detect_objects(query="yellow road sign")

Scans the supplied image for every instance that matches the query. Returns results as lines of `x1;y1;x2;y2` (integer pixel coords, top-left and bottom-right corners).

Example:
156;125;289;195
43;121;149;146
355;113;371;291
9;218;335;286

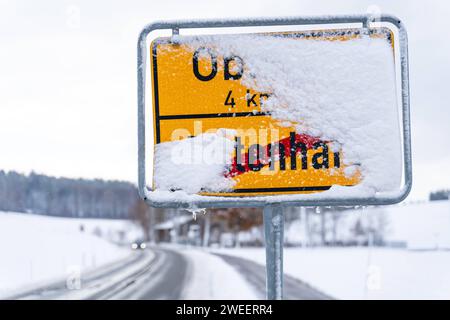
150;28;392;196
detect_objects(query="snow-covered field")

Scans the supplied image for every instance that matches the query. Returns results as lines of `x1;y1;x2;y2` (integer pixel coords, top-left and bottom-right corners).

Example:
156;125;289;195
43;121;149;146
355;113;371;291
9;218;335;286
212;246;450;300
284;200;450;249
0;211;139;297
379;201;450;249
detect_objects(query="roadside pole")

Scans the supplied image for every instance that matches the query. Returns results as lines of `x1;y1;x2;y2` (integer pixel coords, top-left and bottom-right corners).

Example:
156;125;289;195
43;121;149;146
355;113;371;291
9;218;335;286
263;204;284;300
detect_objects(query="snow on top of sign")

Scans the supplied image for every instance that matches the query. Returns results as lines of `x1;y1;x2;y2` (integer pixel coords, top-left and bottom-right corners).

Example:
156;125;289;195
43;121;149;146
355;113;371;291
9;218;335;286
154;129;236;194
151;31;402;202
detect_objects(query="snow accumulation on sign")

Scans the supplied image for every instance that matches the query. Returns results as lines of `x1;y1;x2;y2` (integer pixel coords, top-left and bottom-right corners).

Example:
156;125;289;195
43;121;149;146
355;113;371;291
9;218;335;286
150;27;402;199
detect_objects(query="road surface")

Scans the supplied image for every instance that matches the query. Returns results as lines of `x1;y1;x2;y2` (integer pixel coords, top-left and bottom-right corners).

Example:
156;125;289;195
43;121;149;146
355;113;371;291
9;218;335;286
5;246;330;300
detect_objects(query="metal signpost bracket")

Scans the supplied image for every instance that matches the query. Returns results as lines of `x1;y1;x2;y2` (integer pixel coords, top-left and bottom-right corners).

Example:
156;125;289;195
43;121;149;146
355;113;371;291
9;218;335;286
137;14;411;300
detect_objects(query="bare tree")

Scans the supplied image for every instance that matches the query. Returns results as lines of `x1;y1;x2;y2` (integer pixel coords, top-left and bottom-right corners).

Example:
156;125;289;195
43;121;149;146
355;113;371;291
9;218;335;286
129;199;151;241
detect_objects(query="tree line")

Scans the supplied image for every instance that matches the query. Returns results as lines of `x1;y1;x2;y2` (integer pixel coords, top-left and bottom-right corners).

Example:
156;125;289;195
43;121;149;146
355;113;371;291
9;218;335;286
430;189;450;201
0;170;139;219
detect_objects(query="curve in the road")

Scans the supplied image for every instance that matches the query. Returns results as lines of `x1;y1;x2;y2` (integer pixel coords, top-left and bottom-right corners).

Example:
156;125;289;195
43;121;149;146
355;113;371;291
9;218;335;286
135;247;188;300
5;247;189;300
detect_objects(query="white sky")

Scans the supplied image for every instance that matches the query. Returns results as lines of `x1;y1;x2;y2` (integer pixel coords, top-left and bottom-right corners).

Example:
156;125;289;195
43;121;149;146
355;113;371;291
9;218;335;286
0;0;449;200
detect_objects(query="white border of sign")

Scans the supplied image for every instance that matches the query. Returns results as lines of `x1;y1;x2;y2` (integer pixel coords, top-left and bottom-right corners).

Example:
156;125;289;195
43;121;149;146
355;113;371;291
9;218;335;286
137;14;411;209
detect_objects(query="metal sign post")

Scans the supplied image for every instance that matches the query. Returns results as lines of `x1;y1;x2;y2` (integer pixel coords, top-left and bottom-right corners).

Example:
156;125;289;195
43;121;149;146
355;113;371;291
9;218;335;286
263;205;284;299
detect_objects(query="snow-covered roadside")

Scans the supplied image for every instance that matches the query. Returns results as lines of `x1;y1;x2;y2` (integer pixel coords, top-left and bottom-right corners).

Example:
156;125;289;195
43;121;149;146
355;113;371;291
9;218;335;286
0;211;137;297
177;246;259;299
210;247;450;300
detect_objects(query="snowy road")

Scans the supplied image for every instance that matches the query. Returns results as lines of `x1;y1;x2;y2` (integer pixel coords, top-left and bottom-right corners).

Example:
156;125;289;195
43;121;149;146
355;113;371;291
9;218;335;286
5;247;187;300
116;247;188;300
5;246;329;300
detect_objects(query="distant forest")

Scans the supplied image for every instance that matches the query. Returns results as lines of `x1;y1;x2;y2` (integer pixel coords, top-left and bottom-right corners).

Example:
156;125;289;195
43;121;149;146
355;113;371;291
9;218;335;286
0;170;139;219
430;189;450;201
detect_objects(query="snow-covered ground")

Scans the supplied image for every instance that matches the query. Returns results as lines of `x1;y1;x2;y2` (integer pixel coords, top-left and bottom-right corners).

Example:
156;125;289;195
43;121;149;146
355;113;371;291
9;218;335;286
0;211;140;297
180;247;259;299
2;201;450;300
212;246;450;300
213;201;450;299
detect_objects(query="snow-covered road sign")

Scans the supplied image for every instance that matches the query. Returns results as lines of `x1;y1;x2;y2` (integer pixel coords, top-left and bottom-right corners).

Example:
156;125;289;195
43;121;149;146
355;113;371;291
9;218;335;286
138;16;411;207
150;31;370;196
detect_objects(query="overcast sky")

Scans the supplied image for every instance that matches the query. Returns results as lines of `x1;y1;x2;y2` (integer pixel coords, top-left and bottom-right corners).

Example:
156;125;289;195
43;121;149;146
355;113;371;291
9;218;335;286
0;0;449;200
